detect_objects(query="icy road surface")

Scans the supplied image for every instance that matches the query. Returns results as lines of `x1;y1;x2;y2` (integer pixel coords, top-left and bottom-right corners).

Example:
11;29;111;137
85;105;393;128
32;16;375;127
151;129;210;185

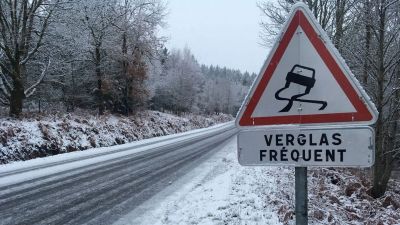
115;137;282;225
0;125;236;225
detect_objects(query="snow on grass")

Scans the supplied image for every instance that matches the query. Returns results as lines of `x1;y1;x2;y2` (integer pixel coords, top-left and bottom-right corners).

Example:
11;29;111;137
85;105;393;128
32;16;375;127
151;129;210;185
0;111;233;164
306;168;400;224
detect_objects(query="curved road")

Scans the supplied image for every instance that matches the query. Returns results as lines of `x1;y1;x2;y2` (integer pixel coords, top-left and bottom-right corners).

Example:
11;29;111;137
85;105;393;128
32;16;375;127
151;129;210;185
0;126;236;225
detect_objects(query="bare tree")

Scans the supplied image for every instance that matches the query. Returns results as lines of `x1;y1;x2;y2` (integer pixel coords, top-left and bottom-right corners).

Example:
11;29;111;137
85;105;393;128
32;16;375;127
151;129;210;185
0;0;61;117
342;0;400;197
363;0;400;198
258;0;356;50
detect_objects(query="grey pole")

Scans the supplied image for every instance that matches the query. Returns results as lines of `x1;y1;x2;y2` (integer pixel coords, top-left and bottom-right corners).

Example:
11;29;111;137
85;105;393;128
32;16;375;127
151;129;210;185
295;167;308;225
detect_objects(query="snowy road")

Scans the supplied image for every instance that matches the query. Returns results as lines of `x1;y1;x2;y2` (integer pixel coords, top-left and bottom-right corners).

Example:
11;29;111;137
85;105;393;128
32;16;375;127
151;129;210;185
0;123;237;225
118;136;282;225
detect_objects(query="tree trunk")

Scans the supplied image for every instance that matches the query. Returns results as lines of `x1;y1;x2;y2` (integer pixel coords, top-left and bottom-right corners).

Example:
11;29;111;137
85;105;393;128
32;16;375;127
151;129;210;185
9;78;24;117
362;0;371;84
371;1;391;198
121;31;130;115
9;62;26;117
334;0;345;50
70;62;76;112
372;114;386;198
95;46;104;115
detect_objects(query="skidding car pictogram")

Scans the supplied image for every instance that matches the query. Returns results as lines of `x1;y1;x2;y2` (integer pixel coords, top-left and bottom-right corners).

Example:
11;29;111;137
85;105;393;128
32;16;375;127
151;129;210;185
274;64;328;112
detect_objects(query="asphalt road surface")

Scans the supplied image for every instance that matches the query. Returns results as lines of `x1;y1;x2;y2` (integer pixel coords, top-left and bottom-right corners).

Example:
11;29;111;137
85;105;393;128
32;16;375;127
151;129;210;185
0;128;236;225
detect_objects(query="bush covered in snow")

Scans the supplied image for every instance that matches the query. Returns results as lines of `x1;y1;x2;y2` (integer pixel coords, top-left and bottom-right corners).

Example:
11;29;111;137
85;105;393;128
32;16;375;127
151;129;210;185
265;167;400;224
0;111;233;164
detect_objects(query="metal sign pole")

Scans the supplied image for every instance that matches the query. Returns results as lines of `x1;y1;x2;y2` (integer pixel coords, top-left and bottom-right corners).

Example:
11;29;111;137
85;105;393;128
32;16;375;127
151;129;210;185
295;167;308;225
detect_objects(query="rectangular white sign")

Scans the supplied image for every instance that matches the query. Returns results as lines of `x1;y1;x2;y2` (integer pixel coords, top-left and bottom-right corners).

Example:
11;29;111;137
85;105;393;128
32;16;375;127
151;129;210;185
238;126;374;167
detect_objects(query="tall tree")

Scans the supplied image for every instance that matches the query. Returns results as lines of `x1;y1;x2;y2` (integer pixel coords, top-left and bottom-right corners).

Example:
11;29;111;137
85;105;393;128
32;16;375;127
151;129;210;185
113;0;166;114
78;0;120;115
342;0;400;198
363;0;400;198
0;0;61;116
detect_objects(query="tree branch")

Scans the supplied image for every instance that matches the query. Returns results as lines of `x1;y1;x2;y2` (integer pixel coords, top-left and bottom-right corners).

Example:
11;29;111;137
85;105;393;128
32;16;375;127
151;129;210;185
0;94;9;106
24;59;50;98
20;1;57;65
0;68;12;93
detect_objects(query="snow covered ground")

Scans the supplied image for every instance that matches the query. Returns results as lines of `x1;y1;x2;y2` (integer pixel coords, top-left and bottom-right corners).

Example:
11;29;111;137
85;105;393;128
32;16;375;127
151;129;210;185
115;136;400;225
115;136;282;225
0;110;232;164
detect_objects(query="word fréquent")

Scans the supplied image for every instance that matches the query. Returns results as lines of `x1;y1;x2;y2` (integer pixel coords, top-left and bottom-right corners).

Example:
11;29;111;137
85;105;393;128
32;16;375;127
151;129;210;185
259;133;346;162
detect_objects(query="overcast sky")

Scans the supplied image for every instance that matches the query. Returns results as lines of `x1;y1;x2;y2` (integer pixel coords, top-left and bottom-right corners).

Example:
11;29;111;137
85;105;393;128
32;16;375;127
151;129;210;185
161;0;269;74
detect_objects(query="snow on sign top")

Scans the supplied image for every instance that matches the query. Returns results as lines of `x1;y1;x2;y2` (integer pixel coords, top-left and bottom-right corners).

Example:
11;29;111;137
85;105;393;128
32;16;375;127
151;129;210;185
236;3;378;127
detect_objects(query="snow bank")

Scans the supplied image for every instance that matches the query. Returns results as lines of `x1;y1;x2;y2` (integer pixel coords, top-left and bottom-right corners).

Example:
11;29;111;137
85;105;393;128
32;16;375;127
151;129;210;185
0;111;233;164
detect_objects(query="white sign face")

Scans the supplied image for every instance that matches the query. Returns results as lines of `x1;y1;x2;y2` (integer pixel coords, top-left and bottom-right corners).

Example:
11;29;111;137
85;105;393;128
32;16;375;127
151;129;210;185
252;26;356;117
236;3;378;127
238;126;374;167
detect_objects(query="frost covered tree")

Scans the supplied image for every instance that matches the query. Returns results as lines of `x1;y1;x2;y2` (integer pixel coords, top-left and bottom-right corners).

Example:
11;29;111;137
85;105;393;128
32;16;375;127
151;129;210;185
112;0;166;115
347;0;400;198
28;0;166;115
165;48;203;114
200;65;254;115
259;0;355;51
73;0;121;115
0;0;63;117
150;48;254;115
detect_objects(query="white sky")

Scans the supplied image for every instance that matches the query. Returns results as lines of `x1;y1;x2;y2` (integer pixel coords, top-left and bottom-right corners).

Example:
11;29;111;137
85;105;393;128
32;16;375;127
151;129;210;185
161;0;269;74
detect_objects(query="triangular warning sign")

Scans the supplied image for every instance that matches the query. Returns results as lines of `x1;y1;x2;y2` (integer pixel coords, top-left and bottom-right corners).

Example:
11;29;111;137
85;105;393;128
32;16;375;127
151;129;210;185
236;3;378;127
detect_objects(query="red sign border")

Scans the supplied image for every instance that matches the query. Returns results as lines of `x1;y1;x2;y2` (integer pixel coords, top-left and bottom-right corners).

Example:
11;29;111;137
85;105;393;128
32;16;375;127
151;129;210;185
239;10;373;126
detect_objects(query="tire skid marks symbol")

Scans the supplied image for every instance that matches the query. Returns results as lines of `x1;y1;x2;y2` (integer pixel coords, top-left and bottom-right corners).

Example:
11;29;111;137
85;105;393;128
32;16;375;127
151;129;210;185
275;64;328;112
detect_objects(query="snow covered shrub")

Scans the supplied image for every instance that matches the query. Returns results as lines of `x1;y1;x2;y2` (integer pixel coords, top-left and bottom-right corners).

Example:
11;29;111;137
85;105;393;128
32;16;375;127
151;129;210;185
0;111;233;164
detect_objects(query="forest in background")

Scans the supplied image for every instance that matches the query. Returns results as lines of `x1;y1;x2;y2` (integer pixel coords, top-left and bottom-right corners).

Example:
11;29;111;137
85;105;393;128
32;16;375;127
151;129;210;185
0;0;255;118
